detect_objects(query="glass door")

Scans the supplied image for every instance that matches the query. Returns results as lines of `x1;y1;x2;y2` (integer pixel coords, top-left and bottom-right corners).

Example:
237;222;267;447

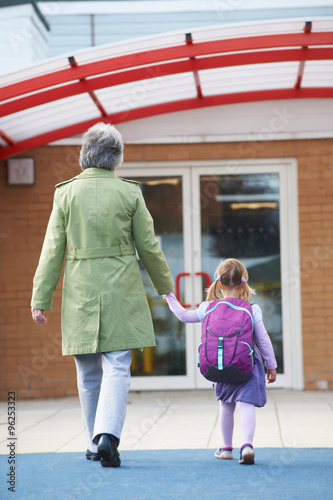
192;161;302;389
121;160;302;390
120;167;196;390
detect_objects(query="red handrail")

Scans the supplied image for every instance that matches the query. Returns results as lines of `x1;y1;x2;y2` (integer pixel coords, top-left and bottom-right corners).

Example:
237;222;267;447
196;272;212;306
175;272;191;308
175;271;212;308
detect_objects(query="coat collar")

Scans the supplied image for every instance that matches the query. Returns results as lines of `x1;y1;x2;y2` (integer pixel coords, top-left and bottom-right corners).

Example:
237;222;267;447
78;168;118;179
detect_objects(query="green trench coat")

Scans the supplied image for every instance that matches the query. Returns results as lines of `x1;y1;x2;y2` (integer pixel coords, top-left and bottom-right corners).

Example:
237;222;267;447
31;168;174;355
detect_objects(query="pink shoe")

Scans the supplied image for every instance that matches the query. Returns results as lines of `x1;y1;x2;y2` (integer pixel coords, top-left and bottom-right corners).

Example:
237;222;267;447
239;443;255;464
215;447;233;459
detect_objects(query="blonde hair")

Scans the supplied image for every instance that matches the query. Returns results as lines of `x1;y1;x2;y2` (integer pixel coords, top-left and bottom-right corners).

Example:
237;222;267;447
206;258;256;302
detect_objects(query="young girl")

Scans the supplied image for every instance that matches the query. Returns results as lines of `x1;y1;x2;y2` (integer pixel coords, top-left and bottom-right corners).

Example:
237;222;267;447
163;258;277;465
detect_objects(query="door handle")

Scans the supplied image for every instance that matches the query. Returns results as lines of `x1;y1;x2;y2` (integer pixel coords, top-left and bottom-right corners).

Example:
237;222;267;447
175;272;191;308
175;272;212;308
195;272;211;306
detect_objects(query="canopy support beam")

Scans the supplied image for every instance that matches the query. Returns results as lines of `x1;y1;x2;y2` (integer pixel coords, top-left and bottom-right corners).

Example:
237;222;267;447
295;21;312;89
0;129;14;146
186;33;203;98
68;56;108;117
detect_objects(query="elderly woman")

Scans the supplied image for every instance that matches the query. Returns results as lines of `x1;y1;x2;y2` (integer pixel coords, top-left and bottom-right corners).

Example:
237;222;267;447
31;122;173;467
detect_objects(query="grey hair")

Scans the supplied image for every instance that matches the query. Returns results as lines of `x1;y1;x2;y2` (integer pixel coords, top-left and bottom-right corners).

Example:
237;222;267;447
79;122;124;170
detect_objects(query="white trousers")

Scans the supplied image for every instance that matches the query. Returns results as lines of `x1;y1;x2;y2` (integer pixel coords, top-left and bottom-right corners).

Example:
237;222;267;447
74;350;132;452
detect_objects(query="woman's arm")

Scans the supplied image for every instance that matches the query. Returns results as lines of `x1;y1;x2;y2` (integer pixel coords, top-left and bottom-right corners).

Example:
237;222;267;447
31;189;66;312
132;189;173;295
163;291;201;323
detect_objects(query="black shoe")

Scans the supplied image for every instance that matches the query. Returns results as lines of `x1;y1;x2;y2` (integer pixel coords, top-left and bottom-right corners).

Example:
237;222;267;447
86;449;101;461
97;434;121;468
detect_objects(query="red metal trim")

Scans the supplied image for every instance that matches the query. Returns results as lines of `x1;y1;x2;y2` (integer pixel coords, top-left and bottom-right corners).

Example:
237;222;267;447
175;272;191;308
0;129;14;146
295;22;312;89
87;91;108;117
2;32;332;101
295;60;306;89
118;87;333;121
196;272;211;288
1;87;332;160
2;47;332;118
68;55;108;117
186;32;203;99
193;71;203;99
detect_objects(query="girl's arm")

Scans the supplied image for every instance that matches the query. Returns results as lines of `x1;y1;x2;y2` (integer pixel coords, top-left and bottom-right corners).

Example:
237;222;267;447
252;304;277;371
254;320;277;384
254;320;277;370
163;291;201;323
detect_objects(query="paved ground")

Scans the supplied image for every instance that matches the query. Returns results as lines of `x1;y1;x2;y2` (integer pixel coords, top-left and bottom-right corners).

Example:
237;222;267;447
0;389;332;455
1;448;332;500
1;390;332;500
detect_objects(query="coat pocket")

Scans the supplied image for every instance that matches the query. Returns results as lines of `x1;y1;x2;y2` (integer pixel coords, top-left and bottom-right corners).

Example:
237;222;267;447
62;295;101;354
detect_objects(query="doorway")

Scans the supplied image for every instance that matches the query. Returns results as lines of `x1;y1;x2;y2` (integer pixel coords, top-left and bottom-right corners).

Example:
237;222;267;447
121;159;302;390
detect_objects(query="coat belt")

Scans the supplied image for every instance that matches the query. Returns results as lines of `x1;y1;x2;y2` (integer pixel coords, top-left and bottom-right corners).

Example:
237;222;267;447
66;244;136;260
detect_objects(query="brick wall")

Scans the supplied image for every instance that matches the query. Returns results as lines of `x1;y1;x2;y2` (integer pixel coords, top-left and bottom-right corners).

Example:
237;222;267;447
0;147;80;400
0;138;332;399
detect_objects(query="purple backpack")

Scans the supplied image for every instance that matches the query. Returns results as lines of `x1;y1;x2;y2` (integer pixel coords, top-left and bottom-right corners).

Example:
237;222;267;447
199;298;254;383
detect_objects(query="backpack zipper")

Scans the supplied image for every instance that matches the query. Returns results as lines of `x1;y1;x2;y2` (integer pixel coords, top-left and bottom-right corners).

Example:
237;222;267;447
207;326;240;338
241;341;254;367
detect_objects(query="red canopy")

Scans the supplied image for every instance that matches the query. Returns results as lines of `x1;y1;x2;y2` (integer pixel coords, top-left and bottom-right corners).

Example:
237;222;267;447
0;18;332;159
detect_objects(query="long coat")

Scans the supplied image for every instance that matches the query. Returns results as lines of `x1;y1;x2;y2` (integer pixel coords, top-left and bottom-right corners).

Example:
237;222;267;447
31;167;174;355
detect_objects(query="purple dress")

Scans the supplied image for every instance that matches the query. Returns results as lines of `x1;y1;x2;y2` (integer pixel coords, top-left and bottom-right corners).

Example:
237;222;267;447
214;344;267;407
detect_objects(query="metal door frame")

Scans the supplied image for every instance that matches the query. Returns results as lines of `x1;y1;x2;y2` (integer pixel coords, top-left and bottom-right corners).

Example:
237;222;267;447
121;159;303;390
120;164;196;390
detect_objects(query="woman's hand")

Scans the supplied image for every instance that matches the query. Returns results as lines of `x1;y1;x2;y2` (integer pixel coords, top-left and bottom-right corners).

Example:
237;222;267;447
31;308;47;325
267;369;276;384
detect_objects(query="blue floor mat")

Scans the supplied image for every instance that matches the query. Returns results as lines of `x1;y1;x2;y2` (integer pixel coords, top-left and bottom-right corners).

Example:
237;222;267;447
1;449;332;500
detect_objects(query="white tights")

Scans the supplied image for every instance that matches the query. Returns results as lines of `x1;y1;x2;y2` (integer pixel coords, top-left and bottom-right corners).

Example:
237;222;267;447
219;400;256;448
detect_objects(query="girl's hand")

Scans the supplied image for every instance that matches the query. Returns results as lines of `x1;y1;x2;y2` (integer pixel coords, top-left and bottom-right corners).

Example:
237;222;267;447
31;308;47;325
162;289;175;301
267;369;276;384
